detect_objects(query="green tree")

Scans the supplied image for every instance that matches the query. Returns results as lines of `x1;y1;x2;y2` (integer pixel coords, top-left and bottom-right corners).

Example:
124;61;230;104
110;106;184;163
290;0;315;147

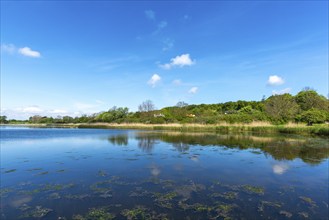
295;89;329;111
297;108;329;125
0;115;8;124
265;94;299;124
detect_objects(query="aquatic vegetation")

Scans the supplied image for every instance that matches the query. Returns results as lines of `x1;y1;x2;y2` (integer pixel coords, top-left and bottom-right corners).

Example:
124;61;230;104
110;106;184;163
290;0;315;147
242;185;265;195
4;169;17;173
299;196;317;208
65;194;91;200
85;208;115;220
298;212;309;218
26;168;43;171
153;191;178;209
90;181;113;198
48;192;61;199
121;206;147;220
21;206;52;218
280;210;292;218
98;170;108;177
18;204;32;211
129;187;149;197
192;203;213;212
36;171;49;175
214;203;237;219
22;183;75;196
174;181;206;199
210;191;238;200
0;188;13;197
258;201;282;212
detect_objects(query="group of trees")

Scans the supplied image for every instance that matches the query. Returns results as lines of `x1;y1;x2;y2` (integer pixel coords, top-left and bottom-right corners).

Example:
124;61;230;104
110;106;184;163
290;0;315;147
1;89;328;126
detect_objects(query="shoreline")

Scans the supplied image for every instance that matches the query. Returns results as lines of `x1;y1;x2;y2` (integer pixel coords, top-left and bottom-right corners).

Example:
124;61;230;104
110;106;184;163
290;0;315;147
1;122;328;136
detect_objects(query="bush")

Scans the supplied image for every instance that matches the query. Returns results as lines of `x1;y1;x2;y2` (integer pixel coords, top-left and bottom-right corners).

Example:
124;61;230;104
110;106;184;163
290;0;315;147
297;108;329;125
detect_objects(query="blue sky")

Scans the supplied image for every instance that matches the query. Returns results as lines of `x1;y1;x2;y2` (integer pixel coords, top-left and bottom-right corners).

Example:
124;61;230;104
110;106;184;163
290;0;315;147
1;1;328;119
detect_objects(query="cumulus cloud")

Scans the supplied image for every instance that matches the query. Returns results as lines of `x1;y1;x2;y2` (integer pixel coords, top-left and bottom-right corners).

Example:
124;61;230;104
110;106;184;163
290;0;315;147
161;54;195;69
1;44;16;54
18;47;41;58
188;87;198;94
272;88;291;95
267;75;284;86
148;74;161;87
145;10;155;20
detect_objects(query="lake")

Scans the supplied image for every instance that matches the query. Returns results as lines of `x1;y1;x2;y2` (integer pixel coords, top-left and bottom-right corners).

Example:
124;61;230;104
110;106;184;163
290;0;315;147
1;126;328;219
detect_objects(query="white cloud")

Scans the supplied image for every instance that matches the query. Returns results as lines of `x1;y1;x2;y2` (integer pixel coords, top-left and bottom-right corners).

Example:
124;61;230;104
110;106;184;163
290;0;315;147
1;44;16;54
145;10;155;20
21;106;44;113
172;79;181;85
18;47;41;58
188;87;198;94
272;88;291;95
161;54;195;69
49;109;68;114
148;74;161;87
267;75;284;86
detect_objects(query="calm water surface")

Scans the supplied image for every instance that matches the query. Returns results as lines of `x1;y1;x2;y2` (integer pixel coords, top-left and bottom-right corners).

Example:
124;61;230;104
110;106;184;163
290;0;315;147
1;126;328;219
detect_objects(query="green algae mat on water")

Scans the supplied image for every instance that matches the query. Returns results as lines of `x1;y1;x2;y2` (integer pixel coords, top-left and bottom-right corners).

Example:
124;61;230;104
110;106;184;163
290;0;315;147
1;127;328;219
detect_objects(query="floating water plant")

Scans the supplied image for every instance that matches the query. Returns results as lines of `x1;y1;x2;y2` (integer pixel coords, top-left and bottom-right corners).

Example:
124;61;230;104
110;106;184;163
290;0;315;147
0;188;12;197
152;191;178;209
85;208;115;220
298;212;309;218
242;185;265;195
299;196;317;208
98;170;108;177
121;206;147;220
257;201;282;212
36;171;49;175
4;169;17;173
21;206;52;218
192;203;213;212
280;210;292;218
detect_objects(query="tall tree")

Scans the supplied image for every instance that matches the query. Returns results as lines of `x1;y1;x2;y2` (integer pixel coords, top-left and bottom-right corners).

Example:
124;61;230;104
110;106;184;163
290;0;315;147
138;100;155;112
265;94;299;123
295;89;329;111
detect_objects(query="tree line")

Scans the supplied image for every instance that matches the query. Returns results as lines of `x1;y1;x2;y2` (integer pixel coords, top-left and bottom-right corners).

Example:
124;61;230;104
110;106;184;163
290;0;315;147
1;88;328;126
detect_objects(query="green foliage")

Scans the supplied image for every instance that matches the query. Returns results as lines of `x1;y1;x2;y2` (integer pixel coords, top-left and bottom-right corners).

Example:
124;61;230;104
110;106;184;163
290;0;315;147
7;89;329;126
265;94;299;124
295;89;329;111
95;107;129;123
297;108;329;125
0;115;8;124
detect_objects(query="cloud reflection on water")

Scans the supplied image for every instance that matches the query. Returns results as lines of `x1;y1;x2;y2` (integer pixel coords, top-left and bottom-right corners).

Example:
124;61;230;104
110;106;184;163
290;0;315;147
272;163;289;175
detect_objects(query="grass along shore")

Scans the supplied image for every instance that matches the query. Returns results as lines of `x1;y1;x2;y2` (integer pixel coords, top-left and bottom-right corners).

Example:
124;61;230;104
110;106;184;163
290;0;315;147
4;122;327;136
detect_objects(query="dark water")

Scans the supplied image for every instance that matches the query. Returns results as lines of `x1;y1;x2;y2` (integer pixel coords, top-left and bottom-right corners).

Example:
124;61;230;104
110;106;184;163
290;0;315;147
1;126;328;219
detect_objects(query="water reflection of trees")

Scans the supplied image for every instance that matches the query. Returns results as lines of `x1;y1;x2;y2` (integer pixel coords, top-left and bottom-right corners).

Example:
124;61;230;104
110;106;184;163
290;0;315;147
107;134;128;146
134;132;329;165
172;143;190;152
135;135;157;153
